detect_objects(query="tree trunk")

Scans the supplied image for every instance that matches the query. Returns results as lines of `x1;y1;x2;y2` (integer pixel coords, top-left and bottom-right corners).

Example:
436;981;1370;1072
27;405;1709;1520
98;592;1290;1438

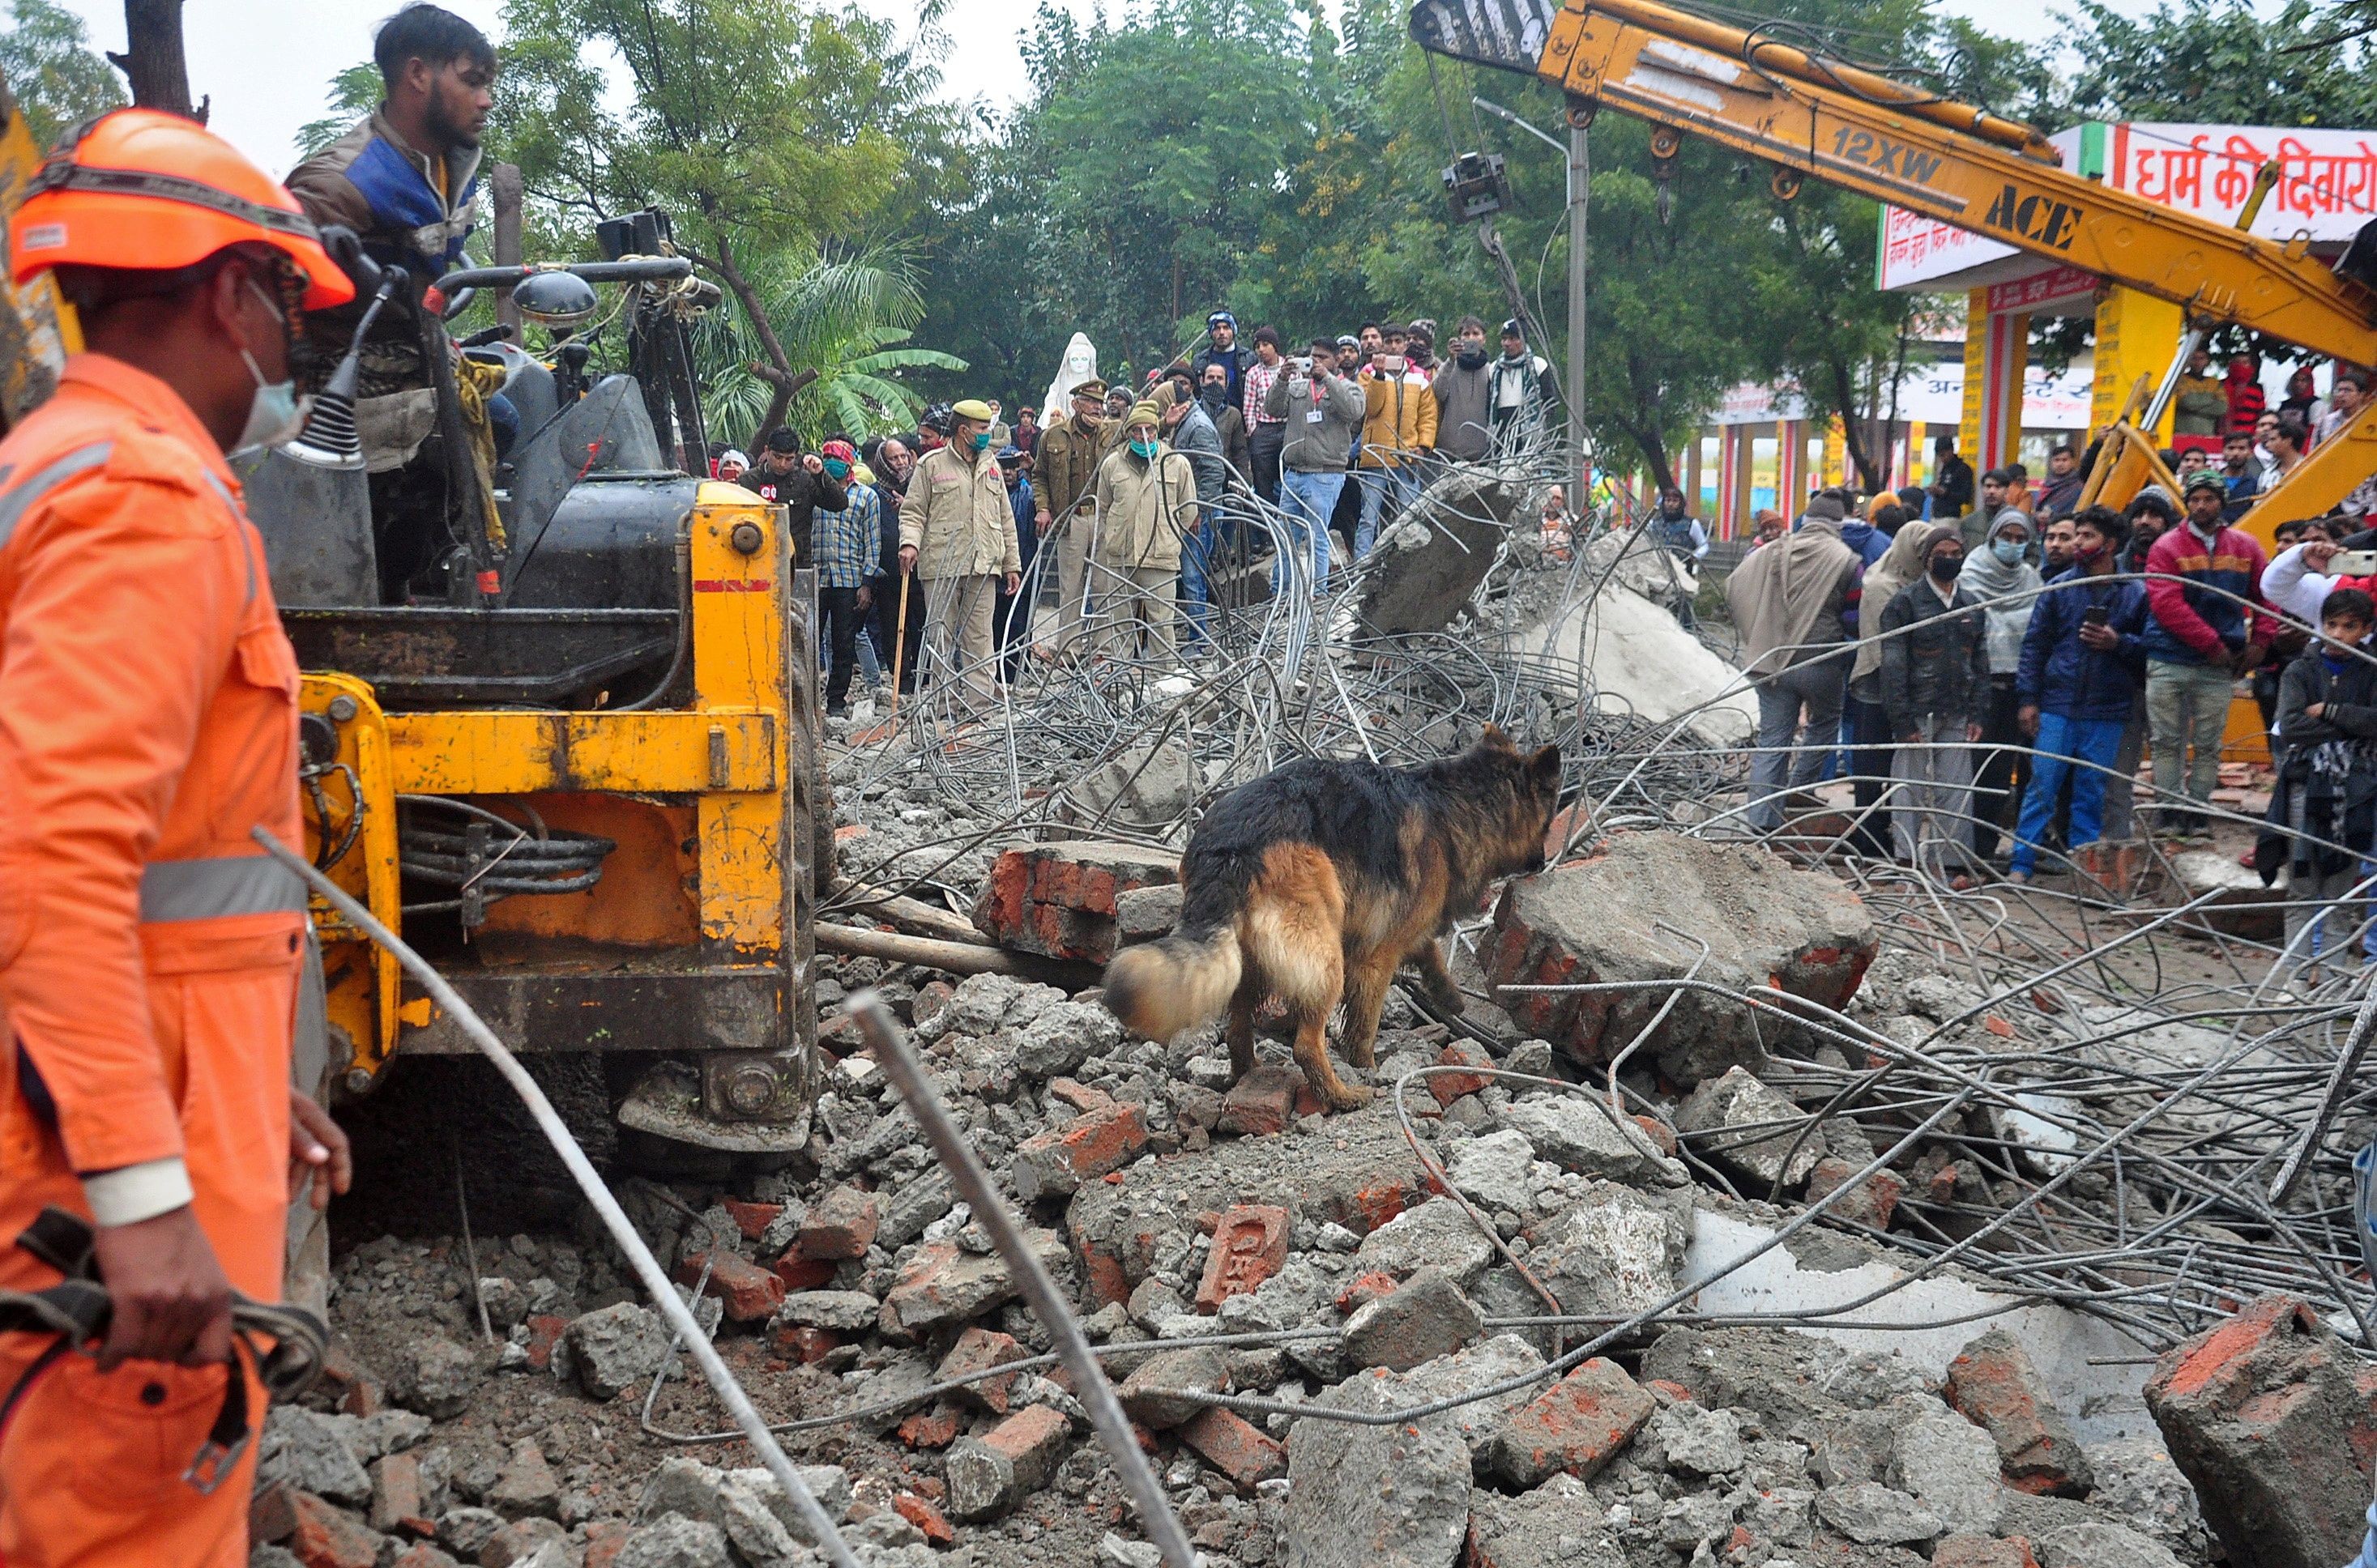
109;0;204;121
686;211;813;449
1619;415;1676;495
1827;354;1882;492
490;164;525;337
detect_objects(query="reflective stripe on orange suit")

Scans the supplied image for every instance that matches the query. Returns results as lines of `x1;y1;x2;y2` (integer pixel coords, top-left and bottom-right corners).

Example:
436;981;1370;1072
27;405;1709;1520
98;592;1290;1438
0;353;305;1568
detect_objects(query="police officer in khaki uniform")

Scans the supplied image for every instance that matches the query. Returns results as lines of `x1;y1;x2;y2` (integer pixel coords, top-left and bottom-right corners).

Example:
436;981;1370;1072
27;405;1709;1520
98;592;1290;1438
899;398;1022;707
1030;377;1120;655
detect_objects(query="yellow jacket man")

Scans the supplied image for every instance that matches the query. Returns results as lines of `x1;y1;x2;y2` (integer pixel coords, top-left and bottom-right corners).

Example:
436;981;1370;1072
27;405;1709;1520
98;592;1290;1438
899;399;1021;704
1084;403;1197;661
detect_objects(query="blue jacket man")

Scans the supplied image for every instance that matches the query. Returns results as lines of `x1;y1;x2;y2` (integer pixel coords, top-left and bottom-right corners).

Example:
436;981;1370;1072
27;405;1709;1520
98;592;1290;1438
2008;507;2150;880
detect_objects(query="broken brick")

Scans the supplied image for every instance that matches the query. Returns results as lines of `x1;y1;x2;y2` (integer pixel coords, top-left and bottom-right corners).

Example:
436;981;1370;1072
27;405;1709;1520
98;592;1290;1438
897;1400;962;1450
1178;1406;1286;1488
796;1184;881;1260
1944;1328;2093;1496
1196;1204;1291;1314
1430;1040;1494;1106
939;1326;1026;1414
1216;1066;1301;1138
367;1452;423;1535
893;1492;957;1545
277;1491;382;1568
676;1249;787;1323
523;1314;568;1373
971;841;1180;964
1806;1157;1905;1231
1335;1271;1399;1314
945;1404;1073;1520
769;1324;839;1365
1485;1357;1658;1487
1932;1536;2040;1568
1013;1101;1149;1202
720;1198;783;1241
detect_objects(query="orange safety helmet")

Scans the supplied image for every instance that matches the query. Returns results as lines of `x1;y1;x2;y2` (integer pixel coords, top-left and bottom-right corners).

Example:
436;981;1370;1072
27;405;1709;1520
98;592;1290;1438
9;108;354;309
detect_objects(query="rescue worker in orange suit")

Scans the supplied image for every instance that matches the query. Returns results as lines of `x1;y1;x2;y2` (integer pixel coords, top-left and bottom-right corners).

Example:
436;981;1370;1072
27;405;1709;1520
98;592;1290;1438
0;109;356;1566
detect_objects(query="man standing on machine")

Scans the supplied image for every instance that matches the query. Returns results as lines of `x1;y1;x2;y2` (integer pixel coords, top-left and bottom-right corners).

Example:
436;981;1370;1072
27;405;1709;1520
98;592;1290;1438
288;4;499;594
0;108;354;1568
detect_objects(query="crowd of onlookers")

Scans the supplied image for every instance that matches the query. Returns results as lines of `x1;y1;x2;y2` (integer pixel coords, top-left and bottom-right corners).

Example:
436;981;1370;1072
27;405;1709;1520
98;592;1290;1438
1713;360;2377;986
710;310;1563;717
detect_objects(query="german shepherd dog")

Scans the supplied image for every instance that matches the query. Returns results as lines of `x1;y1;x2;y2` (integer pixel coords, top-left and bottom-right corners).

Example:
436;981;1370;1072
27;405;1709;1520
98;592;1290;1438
1103;727;1561;1110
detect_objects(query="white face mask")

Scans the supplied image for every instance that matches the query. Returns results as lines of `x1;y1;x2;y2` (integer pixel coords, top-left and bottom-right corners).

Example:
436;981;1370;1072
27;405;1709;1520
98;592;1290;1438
231;280;309;456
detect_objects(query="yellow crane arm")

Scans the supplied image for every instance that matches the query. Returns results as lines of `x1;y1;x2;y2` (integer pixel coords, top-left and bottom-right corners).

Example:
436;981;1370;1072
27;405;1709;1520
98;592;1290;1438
1506;0;2377;362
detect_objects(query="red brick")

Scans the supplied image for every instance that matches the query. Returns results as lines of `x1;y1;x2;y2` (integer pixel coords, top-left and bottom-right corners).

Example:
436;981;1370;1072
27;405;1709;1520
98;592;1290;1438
911;979;956;1027
796;1184;881;1260
1931;1536;2039;1568
1430;1041;1494;1107
721;1198;784;1241
1632;1115;1679;1157
252;1484;303;1544
280;1492;382;1568
1048;1077;1115;1113
772;1253;838;1291
769;1323;839;1364
1080;1243;1130;1308
1014;1101;1149;1201
893;1492;957;1545
1805;1157;1905;1231
368;1452;424;1534
1177;1407;1286;1487
1196;1204;1291;1314
983;1402;1072;1468
939;1326;1026;1414
898;1400;963;1449
389;1549;459;1568
523;1314;568;1372
580;1520;632;1568
1217;1066;1301;1137
971;842;1180;963
1485;1357;1657;1486
676;1249;787;1323
1945;1330;2092;1496
1335;1272;1399;1314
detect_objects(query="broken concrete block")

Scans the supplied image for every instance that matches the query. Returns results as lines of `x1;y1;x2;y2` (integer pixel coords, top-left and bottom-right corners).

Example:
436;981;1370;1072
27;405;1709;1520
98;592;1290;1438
1119;1345;1227;1430
1446;1128;1537;1215
1063;735;1202;831
1012;1100;1147;1201
1816;1481;1946;1546
1484;1357;1656;1487
612;1515;730;1568
1354;1197;1494;1288
1642;1400;1747;1477
972;840;1180;963
2033;1519;2187;1568
561;1302;673;1400
1395;1334;1548;1460
1675;1066;1821;1192
1482;833;1876;1084
1285;1363;1475;1568
1946;1328;2094;1497
1499;1093;1666;1184
1933;1537;2042;1568
1467;1474;1626;1568
2143;1294;2375;1568
1115;882;1184;944
1340;1268;1483;1370
258;1406;372;1507
1890;1407;2008;1537
1522;1184;1684;1320
1197;1204;1290;1313
774;1289;881;1333
945;1404;1073;1521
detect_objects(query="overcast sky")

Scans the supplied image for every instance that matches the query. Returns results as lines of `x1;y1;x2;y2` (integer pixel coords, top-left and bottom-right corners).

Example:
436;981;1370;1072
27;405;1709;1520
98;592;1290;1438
42;0;2158;177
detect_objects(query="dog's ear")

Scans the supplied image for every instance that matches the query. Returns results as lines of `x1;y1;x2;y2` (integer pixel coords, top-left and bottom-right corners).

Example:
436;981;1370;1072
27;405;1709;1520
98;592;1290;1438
1528;745;1562;790
1479;723;1513;752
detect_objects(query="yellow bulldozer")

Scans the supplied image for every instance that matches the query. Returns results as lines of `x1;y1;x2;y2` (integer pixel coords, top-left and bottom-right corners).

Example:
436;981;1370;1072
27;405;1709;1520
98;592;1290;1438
0;80;826;1157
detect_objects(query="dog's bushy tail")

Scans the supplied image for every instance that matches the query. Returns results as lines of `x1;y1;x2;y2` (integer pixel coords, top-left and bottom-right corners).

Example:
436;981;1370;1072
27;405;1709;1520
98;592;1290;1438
1103;923;1242;1042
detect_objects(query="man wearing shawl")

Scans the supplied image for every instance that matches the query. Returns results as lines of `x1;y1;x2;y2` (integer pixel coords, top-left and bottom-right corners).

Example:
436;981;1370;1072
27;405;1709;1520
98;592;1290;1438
1961;512;2046;860
1878;529;1992;882
1850;521;1957;857
1726;494;1863;832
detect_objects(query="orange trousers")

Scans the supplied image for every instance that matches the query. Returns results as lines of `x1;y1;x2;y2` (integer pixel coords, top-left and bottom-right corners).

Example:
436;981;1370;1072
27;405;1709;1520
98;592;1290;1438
0;953;296;1568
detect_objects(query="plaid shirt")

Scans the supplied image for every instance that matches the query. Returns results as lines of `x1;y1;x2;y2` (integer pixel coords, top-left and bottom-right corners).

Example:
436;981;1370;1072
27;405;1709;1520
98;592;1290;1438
1244;358;1282;426
811;482;882;588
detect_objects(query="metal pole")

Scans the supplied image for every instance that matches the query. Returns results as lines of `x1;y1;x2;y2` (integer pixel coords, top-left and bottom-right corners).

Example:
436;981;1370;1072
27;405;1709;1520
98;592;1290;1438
1568;118;1590;509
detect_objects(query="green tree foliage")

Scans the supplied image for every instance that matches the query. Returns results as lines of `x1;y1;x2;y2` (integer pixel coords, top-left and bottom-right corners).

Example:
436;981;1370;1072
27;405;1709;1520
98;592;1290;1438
496;0;967;442
0;0;125;151
2062;0;2377;126
689;244;964;443
295;62;382;160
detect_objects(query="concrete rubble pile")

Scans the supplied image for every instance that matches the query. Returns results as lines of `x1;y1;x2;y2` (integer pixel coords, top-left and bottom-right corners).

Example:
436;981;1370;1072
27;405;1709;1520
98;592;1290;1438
276;805;2377;1568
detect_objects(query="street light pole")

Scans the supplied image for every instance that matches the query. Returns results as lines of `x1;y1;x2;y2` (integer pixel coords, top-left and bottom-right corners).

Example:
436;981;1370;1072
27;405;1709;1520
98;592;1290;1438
1474;95;1590;508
